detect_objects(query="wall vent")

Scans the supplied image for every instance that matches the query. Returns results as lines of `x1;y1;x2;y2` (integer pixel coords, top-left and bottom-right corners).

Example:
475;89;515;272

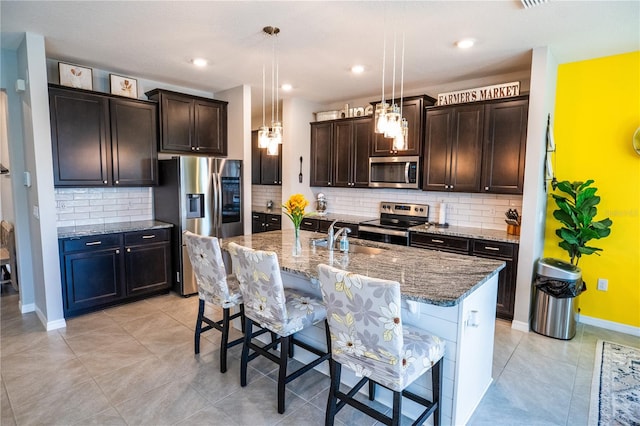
521;0;548;8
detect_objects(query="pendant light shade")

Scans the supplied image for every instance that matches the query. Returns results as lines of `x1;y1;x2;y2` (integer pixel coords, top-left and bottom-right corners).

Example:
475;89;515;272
261;26;283;156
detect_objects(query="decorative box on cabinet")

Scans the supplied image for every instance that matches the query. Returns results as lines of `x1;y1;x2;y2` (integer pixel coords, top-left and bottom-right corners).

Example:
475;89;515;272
310;116;371;188
370;95;436;157
49;85;158;187
59;229;171;318
146;88;228;156
252;212;282;234
251;130;282;185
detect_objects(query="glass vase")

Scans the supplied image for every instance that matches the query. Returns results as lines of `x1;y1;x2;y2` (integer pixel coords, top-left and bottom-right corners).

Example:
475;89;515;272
292;226;302;257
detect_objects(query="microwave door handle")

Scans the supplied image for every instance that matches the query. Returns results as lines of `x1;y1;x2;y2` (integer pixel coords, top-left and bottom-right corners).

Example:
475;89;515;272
404;162;410;184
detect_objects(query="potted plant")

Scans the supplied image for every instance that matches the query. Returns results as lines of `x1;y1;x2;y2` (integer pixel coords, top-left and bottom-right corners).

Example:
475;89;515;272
551;179;613;266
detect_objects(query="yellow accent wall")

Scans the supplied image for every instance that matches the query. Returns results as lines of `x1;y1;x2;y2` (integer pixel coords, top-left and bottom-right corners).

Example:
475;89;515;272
545;51;640;328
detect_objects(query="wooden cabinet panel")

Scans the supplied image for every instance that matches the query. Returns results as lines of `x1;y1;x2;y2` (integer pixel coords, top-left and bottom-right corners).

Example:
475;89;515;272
49;88;111;186
409;233;470;254
110;98;158;186
310;122;333;186
251;212;282;233
311;117;372;188
194;99;226;155
371;96;434;156
251;130;282;185
423;105;482;192
482;98;528;194
147;89;227;156
59;229;171;318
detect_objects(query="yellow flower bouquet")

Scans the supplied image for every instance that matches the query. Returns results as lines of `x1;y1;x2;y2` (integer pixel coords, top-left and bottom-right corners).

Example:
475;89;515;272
282;193;310;229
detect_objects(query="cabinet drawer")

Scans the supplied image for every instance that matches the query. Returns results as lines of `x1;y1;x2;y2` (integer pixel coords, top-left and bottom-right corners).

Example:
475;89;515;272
266;214;281;226
61;234;122;253
472;240;515;258
300;218;319;231
410;233;470;254
124;229;170;245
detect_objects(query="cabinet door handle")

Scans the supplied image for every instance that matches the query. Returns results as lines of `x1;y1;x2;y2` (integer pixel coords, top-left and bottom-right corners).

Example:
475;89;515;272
191;147;196;151
484;246;500;251
126;248;131;252
431;239;444;244
444;185;448;189
142;235;156;239
485;186;489;191
270;218;278;222
115;180;119;184
103;180;108;184
450;185;454;190
85;241;102;246
196;147;200;151
115;249;120;254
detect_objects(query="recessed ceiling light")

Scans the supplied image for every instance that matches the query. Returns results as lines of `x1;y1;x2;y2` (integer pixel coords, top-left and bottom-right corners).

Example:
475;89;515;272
192;58;208;67
456;39;475;49
351;65;365;74
281;83;292;92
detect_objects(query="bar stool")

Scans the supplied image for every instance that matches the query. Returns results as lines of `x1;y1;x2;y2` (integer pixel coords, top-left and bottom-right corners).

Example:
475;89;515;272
317;263;446;426
228;242;331;414
183;231;245;373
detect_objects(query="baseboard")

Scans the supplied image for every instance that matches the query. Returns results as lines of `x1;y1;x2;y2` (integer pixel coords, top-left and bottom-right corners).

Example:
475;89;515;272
34;306;67;331
511;319;529;333
19;301;35;313
579;315;640;337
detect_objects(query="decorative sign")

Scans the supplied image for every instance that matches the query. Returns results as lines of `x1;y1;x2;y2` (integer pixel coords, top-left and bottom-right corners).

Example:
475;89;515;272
437;81;520;106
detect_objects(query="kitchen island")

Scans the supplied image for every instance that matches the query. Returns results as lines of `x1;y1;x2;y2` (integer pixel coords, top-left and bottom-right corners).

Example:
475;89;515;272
221;230;505;425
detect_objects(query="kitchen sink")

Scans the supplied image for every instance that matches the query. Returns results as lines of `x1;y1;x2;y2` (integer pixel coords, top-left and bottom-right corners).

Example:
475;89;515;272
310;238;386;255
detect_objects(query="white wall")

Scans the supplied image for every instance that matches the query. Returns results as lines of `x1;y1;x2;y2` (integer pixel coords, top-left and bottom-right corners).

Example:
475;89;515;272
18;33;65;329
511;47;558;331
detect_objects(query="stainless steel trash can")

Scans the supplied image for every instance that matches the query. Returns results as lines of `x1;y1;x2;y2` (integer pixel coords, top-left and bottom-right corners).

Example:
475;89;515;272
531;258;584;340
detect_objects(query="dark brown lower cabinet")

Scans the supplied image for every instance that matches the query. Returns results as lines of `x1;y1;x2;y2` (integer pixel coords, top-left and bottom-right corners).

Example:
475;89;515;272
60;229;171;317
299;218;359;237
252;213;282;233
410;232;518;320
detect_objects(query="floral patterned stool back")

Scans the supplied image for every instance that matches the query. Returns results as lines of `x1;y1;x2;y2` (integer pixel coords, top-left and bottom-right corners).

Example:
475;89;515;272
183;231;245;373
228;242;330;414
317;263;446;426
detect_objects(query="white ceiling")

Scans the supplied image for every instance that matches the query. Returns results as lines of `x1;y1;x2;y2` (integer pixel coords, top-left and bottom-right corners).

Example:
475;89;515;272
1;1;638;113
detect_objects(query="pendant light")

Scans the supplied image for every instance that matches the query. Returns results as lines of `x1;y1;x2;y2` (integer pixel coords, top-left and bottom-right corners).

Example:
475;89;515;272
262;26;282;156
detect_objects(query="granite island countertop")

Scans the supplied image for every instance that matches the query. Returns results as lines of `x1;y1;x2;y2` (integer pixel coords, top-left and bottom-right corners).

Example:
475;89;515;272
410;223;520;244
58;220;173;239
221;229;504;307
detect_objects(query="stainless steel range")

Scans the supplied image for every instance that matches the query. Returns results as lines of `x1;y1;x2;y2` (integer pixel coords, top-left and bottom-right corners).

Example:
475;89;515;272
358;202;429;246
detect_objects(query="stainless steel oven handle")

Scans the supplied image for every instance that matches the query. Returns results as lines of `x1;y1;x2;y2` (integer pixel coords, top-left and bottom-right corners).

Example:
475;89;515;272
358;225;408;238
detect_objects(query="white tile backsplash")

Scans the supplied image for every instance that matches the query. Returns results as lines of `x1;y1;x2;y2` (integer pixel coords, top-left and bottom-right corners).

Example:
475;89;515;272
251;185;282;210
55;187;153;227
307;187;522;230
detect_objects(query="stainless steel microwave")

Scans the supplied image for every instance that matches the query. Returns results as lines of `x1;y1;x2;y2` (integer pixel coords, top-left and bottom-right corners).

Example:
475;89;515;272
369;156;420;189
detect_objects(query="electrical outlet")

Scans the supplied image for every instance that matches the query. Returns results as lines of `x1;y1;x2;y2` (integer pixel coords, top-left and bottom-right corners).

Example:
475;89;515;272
597;278;608;291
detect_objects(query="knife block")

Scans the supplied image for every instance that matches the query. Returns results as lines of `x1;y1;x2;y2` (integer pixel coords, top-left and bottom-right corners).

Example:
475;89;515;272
507;224;521;236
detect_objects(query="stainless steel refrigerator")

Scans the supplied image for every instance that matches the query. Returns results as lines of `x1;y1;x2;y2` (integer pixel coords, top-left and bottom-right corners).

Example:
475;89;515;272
154;156;243;296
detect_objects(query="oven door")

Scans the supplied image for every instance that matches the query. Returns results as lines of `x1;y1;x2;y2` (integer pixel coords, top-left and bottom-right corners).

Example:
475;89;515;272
358;225;409;246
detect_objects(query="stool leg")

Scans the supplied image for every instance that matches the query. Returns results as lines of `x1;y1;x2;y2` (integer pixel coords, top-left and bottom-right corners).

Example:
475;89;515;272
220;307;230;373
194;299;205;355
368;380;376;401
277;335;289;414
325;359;341;426
432;359;443;426
241;317;252;387
391;390;402;426
239;304;246;333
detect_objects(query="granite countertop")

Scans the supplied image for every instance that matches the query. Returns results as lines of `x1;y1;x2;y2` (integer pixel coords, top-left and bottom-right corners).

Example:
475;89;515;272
221;229;504;307
58;220;173;239
410;223;520;244
251;208;376;225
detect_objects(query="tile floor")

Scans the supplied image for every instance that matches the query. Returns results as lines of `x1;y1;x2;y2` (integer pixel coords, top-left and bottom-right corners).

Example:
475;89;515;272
1;285;638;426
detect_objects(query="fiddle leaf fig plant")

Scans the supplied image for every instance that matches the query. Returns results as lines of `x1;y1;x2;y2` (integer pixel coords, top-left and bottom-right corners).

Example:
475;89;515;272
551;179;612;266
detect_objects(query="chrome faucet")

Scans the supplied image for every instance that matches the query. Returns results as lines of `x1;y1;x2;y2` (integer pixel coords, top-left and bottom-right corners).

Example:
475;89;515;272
328;220;350;252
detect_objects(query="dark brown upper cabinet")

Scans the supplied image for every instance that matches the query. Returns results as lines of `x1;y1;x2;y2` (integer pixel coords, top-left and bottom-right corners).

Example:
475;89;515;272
49;85;158;187
481;97;528;194
370;95;436;157
146;89;227;156
423;95;528;194
423;104;484;193
251;130;282;185
310;116;372;188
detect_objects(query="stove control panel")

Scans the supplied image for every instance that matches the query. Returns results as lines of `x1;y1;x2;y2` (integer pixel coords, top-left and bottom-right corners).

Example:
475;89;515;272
379;202;429;218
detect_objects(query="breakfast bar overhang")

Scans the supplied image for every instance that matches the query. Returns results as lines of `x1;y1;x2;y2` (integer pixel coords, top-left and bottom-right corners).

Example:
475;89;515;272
222;229;505;425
